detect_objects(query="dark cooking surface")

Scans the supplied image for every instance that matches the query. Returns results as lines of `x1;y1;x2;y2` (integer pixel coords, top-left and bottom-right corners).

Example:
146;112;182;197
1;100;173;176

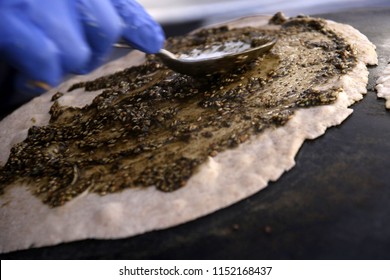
2;8;390;259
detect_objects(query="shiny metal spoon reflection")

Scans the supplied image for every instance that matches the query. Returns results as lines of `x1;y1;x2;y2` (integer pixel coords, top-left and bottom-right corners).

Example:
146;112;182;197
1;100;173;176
114;37;277;77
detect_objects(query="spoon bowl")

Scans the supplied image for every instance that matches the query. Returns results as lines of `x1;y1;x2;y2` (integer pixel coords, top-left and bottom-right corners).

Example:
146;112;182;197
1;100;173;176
114;36;277;77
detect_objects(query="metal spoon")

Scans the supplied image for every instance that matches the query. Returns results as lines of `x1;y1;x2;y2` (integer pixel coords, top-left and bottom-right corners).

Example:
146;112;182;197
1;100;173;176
114;37;276;77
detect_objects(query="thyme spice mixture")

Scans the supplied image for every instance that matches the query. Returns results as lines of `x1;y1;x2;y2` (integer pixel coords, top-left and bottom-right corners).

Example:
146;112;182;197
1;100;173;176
0;16;356;207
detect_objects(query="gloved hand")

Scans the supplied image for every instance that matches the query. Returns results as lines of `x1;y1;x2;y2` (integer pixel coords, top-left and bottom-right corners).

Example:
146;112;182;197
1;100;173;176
0;0;165;110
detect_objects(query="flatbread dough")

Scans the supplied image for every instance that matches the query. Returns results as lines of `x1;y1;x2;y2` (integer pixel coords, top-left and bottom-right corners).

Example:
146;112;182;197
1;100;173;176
376;62;390;109
0;15;377;253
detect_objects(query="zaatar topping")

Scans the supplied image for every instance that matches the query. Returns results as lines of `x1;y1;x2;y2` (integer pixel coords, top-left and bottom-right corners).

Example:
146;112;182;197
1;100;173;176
0;16;357;207
269;12;288;25
51;92;64;102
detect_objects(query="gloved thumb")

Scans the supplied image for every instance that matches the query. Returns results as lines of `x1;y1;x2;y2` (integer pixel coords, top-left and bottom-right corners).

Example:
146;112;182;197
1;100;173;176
111;0;165;54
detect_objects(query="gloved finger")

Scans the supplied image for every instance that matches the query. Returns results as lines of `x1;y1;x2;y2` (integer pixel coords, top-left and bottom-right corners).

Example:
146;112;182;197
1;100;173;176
0;13;62;89
111;0;165;54
77;0;122;72
29;0;91;74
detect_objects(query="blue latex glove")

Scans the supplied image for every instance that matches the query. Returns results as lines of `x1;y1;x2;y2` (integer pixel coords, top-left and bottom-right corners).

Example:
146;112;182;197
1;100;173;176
0;0;165;110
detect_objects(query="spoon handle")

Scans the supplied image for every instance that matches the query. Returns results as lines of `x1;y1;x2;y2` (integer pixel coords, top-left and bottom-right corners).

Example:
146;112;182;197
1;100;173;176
113;43;133;49
156;49;177;60
113;43;180;72
113;43;175;59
